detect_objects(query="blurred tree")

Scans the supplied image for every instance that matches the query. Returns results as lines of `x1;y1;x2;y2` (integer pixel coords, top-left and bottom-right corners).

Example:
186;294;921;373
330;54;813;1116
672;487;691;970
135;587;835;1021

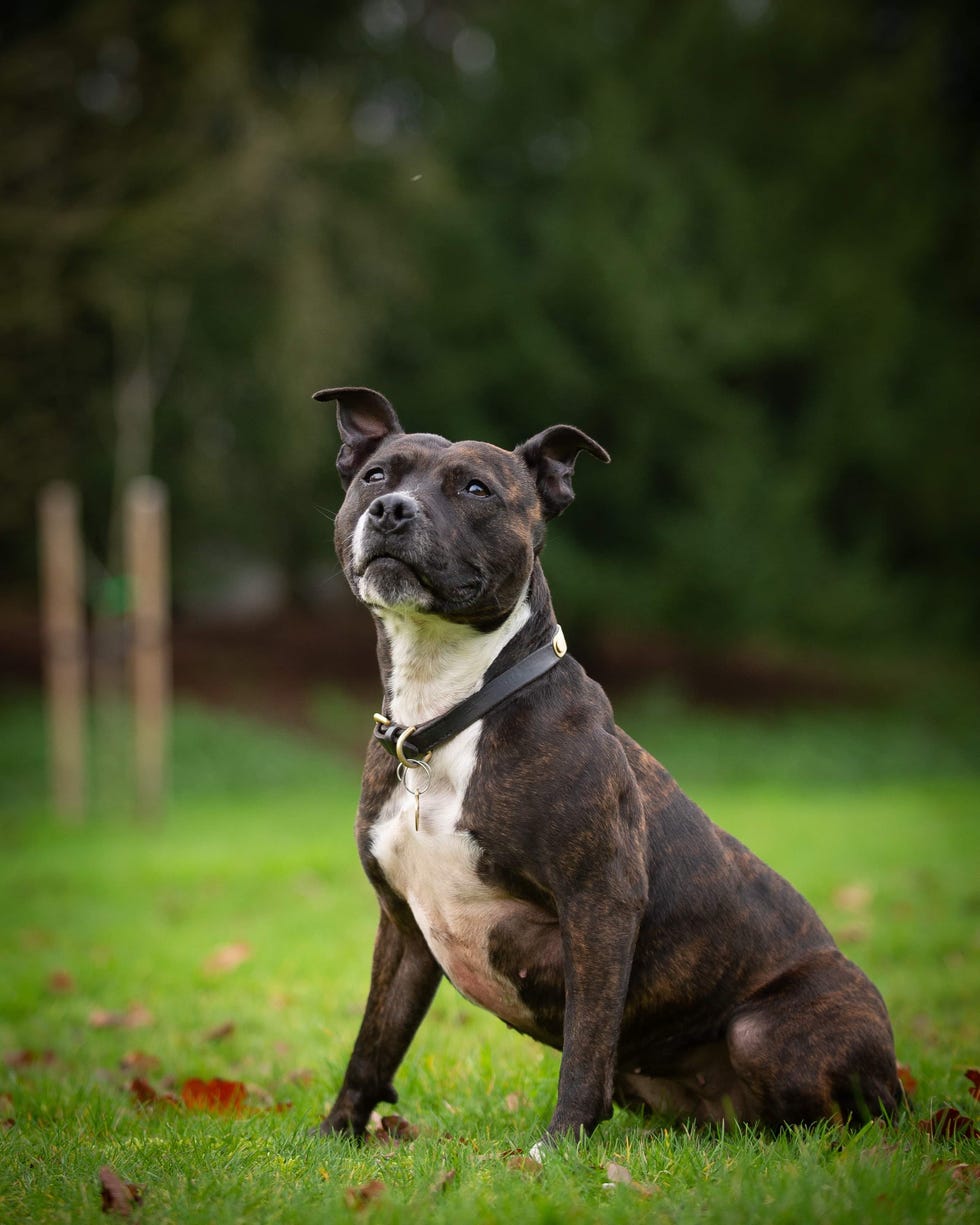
1;0;977;656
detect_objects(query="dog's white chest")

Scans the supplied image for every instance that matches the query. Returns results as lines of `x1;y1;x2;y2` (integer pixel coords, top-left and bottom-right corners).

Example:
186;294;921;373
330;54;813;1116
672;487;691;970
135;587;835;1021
369;726;531;1024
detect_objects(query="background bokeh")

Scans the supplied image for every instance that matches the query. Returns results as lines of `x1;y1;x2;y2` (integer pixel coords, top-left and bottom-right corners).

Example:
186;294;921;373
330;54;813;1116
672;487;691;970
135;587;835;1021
2;0;978;708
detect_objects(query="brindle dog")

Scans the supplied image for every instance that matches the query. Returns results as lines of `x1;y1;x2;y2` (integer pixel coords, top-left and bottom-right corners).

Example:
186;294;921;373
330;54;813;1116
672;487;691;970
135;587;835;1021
315;386;900;1150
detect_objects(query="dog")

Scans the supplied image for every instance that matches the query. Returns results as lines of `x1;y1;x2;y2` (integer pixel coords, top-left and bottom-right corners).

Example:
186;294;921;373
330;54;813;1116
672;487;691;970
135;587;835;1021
314;385;900;1150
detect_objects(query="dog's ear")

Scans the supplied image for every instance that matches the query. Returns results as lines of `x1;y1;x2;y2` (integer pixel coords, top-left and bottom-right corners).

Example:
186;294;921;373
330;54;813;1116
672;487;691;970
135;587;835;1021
516;425;610;520
312;386;404;488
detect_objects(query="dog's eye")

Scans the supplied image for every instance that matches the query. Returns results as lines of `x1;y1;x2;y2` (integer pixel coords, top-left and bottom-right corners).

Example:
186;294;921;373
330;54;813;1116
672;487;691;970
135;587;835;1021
362;467;385;484
463;480;491;498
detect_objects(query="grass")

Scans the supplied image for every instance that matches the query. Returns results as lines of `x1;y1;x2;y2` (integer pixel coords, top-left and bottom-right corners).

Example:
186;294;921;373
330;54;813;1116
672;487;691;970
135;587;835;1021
1;688;978;1223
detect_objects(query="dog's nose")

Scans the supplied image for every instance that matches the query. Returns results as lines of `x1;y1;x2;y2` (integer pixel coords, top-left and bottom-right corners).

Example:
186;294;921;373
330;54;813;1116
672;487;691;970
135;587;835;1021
367;492;419;534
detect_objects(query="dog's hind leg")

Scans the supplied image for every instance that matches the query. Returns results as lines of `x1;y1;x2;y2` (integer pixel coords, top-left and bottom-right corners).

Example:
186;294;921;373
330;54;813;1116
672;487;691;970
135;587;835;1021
726;950;900;1127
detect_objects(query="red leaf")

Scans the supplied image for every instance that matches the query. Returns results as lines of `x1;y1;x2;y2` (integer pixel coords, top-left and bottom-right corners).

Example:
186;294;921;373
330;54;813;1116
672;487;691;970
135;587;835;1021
896;1062;918;1096
344;1179;386;1209
376;1113;420;1143
4;1049;56;1069
129;1076;181;1108
99;1166;143;1216
918;1107;980;1140
965;1069;980;1102
47;969;75;994
181;1077;248;1115
130;1077;158;1105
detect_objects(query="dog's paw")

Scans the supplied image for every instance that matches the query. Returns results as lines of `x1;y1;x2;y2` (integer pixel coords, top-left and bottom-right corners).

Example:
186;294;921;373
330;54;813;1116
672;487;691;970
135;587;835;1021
528;1138;550;1164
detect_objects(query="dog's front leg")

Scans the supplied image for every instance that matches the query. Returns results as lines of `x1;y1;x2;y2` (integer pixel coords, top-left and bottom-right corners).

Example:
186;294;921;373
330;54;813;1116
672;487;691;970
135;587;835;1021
319;905;442;1136
544;896;643;1145
537;801;647;1151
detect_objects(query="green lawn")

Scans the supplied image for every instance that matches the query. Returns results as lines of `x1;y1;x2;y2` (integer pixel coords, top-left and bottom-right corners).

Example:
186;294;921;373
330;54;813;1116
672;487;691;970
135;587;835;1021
1;692;978;1223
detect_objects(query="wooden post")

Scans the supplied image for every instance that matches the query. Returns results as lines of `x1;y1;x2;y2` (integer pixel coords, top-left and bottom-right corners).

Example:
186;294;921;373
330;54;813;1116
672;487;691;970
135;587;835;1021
125;477;170;818
39;481;86;820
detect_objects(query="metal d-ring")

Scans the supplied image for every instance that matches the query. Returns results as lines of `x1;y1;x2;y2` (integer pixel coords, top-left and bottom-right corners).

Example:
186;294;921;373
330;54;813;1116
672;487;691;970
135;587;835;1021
395;724;432;769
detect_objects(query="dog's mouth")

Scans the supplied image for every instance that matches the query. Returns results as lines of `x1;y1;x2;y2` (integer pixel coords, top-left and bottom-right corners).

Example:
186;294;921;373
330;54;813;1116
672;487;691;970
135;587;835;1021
360;552;432;588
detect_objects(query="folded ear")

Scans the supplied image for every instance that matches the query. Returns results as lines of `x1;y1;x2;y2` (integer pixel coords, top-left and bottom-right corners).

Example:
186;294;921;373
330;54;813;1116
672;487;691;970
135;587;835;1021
312;386;404;488
515;425;610;521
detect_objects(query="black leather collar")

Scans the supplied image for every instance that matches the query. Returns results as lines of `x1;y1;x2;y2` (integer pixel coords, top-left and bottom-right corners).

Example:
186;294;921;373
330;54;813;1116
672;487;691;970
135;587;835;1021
372;626;568;764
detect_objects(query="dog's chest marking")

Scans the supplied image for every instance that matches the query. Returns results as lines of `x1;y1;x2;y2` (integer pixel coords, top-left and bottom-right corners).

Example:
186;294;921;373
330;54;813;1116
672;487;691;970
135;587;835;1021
368;602;535;1026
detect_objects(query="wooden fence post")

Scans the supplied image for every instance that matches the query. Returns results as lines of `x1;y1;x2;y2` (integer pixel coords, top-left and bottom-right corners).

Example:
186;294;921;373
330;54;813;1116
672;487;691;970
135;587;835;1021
125;477;170;819
39;481;86;820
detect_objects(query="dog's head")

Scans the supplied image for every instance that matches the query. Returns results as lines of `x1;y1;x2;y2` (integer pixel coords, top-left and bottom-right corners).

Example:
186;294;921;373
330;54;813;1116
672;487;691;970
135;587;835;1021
316;386;609;628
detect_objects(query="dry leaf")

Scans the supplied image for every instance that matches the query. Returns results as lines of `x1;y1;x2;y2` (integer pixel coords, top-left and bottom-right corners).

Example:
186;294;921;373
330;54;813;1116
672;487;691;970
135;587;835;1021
504;1092;522;1113
506;1154;543;1175
965;1069;980;1102
4;1049;56;1068
99;1166;142;1217
605;1161;633;1184
89;1003;153;1030
430;1169;456;1194
372;1113;420;1144
203;1021;236;1042
832;882;873;913
344;1179;386;1209
120;1051;161;1074
918;1107;980;1140
181;1077;248;1115
47;970;75;994
203;942;251;974
896;1062;918;1096
0;1093;13;1129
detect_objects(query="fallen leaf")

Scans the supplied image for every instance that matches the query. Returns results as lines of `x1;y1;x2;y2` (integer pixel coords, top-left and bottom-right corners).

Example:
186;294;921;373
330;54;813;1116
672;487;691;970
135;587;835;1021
504;1092;522;1113
372;1113;420;1144
835;922;870;944
897;1062;918;1096
120;1051;161;1074
129;1077;180;1108
918;1107;980;1140
605;1162;633;1184
89;1003;153;1030
130;1077;159;1105
4;1049;56;1069
47;969;75;994
966;1069;980;1102
203;1021;236;1042
287;1068;315;1086
344;1179;386;1209
203;942;251;974
181;1077;248;1115
0;1093;13;1129
99;1166;142;1216
833;882;874;913
430;1168;456;1194
505;1154;543;1175
601;1159;656;1196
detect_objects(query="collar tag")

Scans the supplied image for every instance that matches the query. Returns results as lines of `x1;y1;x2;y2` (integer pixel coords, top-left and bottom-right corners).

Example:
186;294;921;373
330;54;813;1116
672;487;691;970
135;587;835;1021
552;625;567;658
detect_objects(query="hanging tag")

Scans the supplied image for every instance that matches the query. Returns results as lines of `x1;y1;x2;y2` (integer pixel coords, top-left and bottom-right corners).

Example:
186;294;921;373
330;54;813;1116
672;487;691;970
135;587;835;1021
397;760;432;832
